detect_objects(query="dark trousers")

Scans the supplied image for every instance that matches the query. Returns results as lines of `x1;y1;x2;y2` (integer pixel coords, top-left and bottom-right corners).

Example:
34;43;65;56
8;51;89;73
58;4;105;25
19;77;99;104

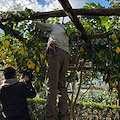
45;48;70;120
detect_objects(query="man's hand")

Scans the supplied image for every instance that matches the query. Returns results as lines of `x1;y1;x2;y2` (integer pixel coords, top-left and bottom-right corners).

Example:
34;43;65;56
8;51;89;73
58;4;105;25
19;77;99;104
23;75;29;83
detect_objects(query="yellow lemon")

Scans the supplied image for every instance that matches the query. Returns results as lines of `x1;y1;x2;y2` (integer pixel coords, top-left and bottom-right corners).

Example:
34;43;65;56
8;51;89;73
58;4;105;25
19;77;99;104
27;62;30;66
14;47;18;52
115;47;120;54
83;25;90;29
35;47;38;50
34;73;37;76
26;40;28;44
7;64;11;67
28;62;35;69
111;34;116;40
31;62;35;69
5;58;12;63
110;75;114;79
2;52;6;58
8;51;12;56
110;83;115;87
21;50;25;56
44;60;48;66
78;48;84;53
24;46;27;51
36;66;40;72
80;48;84;52
28;64;31;69
21;66;24;69
114;39;119;44
86;25;90;29
3;40;10;47
14;66;18;70
91;39;94;42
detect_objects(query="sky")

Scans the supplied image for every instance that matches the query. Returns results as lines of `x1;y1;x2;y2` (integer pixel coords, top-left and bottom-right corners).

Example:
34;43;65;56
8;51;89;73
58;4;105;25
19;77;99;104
0;0;110;34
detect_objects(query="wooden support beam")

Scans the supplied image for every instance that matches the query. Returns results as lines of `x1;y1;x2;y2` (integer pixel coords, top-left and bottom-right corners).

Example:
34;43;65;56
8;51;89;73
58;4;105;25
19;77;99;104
1;8;120;22
74;32;113;40
88;32;113;39
58;0;92;55
57;0;88;42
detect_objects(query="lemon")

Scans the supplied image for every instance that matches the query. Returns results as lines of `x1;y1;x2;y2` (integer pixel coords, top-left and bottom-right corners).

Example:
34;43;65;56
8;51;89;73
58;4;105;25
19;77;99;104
35;47;38;50
3;40;10;47
91;39;94;42
7;64;12;67
115;47;120;54
28;64;31;69
5;58;12;63
78;48;84;53
21;66;24;69
2;52;6;58
34;73;37;76
80;48;84;52
8;51;12;56
31;62;35;69
83;25;90;29
14;66;18;70
21;50;25;56
110;75;114;79
111;34;116;40
24;46;27;51
110;83;115;87
44;60;48;66
28;62;35;69
114;39;119;44
36;66;40;72
14;47;18;52
26;40;28;44
27;61;31;66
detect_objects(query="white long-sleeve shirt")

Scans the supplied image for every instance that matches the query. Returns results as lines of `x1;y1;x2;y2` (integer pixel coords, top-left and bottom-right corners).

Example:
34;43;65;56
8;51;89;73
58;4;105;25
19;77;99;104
35;22;69;53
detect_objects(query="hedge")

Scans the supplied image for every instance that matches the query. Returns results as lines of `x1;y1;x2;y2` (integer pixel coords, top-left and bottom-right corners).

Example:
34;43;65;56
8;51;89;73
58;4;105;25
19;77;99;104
1;98;120;120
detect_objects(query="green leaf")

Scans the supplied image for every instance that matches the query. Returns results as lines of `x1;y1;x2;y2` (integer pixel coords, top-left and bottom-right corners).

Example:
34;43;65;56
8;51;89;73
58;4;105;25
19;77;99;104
90;2;97;7
0;33;4;36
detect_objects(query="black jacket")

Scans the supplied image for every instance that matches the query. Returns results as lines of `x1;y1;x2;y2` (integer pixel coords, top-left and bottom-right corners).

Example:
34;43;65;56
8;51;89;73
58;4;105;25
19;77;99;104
0;81;36;120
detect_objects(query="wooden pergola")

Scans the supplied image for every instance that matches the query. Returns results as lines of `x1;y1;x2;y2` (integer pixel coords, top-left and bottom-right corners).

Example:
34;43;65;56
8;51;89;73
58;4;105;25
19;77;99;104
0;0;120;53
0;0;120;119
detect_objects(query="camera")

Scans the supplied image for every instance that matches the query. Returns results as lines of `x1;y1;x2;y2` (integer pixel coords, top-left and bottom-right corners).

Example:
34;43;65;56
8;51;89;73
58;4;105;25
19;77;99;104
19;69;34;81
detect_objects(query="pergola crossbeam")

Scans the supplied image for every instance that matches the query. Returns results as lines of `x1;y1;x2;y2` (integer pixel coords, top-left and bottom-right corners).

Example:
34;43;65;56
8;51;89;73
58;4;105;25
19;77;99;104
1;8;120;22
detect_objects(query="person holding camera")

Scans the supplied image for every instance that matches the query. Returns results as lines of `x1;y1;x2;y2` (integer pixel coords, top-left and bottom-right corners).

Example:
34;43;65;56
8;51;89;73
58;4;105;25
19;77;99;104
0;67;36;120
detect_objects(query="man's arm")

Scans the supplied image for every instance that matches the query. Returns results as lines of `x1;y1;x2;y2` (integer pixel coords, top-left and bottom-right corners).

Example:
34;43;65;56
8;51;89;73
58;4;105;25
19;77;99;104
23;76;36;98
34;21;53;32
